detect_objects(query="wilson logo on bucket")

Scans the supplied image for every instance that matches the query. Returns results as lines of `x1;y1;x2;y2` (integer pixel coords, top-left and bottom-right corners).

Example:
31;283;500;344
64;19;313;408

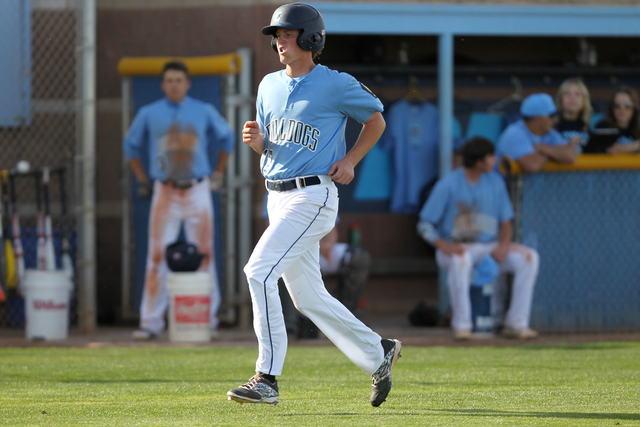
174;296;210;323
33;300;67;310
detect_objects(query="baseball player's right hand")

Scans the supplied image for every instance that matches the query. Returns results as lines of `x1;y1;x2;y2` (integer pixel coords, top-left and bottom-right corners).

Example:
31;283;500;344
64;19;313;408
242;121;265;152
137;179;153;199
438;241;465;257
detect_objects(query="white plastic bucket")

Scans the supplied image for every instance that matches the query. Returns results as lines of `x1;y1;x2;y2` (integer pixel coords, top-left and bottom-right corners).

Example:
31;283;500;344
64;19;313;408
166;272;212;342
23;270;73;341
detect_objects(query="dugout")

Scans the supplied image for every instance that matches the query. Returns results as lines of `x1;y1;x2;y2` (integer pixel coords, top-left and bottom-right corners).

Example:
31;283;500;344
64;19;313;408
300;2;640;328
117;51;255;328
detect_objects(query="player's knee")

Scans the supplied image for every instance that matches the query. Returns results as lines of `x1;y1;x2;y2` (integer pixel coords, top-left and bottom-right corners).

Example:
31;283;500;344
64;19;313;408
527;248;540;270
150;248;164;267
451;251;472;270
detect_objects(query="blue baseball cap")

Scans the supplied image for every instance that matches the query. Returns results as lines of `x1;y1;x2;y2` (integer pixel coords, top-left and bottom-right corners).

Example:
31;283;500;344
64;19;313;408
471;255;499;286
520;93;558;117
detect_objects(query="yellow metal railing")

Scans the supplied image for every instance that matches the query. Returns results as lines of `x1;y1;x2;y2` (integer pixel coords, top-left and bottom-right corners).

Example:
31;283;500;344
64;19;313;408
500;154;640;175
117;53;242;76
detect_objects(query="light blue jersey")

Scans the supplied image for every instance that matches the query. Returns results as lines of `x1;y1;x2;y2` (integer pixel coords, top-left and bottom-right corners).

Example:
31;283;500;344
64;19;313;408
495;119;566;170
256;65;383;180
379;100;439;214
123;96;235;181
419;168;514;243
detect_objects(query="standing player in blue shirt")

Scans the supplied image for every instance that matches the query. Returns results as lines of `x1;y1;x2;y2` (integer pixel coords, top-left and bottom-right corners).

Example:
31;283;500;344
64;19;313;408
123;61;235;340
418;137;540;340
496;93;577;173
227;2;401;407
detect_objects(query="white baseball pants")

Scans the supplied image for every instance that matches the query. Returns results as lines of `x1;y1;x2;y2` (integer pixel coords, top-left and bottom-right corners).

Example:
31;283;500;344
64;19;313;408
436;242;539;332
244;175;384;377
139;178;220;334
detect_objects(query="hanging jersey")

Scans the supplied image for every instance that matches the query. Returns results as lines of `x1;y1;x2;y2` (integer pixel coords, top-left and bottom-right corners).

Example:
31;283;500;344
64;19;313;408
380;100;439;214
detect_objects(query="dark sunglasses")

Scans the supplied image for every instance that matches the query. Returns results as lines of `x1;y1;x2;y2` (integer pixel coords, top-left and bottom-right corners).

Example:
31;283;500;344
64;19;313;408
614;102;633;109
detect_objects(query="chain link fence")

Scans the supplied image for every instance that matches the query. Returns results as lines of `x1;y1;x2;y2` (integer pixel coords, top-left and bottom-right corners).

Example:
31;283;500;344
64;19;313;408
507;159;640;332
0;0;80;329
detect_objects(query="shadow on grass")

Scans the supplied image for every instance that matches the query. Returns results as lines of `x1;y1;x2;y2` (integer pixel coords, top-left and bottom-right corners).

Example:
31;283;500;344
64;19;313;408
520;342;638;351
278;413;358;417
59;379;202;383
431;408;640;420
274;409;639;421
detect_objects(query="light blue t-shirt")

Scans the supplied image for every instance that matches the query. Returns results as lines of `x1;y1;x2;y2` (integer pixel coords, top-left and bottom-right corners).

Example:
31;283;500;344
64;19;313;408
123;96;235;181
419;168;514;243
256;65;384;180
495;119;566;170
379;100;439;214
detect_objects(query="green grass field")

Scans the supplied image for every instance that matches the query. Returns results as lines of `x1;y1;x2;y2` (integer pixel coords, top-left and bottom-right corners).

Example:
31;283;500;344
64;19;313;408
1;342;639;426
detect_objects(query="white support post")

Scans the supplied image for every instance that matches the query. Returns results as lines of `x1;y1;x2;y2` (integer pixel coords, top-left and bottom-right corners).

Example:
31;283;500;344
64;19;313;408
79;0;97;332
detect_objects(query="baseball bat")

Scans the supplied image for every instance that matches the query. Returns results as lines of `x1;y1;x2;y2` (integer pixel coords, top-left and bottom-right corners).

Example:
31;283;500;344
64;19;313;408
0;173;7;301
42;168;56;271
1;171;17;290
9;172;25;292
35;170;47;271
58;168;73;279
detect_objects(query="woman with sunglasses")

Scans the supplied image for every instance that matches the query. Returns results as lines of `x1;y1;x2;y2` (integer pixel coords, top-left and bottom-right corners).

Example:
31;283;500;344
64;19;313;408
595;86;640;153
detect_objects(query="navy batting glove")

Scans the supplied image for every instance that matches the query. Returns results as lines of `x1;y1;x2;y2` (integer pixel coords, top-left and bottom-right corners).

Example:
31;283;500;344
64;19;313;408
137;179;153;199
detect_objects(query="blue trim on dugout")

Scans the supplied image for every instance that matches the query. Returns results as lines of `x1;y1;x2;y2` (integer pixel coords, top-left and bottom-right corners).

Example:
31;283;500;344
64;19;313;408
309;3;640;36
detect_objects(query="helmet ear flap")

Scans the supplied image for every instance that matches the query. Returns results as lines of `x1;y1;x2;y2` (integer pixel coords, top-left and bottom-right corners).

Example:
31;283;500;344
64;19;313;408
271;36;278;53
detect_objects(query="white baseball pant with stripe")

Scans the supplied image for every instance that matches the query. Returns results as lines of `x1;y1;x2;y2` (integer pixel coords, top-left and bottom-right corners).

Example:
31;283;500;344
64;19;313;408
244;175;384;376
436;242;539;332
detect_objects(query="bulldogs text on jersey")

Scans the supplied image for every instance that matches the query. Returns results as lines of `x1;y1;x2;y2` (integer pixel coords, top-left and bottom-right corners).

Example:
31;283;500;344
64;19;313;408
266;118;321;152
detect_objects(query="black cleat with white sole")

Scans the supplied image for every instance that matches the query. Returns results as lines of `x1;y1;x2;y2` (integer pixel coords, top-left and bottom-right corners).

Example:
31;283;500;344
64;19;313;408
227;373;280;405
370;338;402;407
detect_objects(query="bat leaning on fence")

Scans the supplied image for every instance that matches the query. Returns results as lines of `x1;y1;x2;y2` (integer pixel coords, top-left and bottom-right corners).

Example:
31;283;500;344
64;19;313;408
42;168;56;271
0;172;7;302
35;170;47;271
9;171;25;293
1;171;17;292
58;168;73;278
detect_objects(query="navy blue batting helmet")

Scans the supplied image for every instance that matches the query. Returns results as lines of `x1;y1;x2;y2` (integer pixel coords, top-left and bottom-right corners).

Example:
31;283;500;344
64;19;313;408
165;240;204;272
262;2;325;52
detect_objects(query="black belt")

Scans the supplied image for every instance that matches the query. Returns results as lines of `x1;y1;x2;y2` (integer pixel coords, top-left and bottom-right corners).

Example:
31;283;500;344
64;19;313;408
266;176;321;192
162;177;204;189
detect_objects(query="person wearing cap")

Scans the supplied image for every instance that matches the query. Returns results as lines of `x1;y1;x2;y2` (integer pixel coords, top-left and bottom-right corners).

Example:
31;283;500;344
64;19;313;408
495;93;578;173
418;136;540;340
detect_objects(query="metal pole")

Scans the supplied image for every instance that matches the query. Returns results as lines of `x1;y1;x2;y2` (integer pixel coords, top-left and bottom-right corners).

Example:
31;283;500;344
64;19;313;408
237;47;253;329
224;73;238;325
121;77;134;320
438;32;454;178
79;0;96;332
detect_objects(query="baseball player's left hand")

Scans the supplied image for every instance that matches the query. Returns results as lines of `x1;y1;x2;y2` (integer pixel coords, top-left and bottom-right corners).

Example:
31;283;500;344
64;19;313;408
328;158;355;185
210;171;224;192
491;244;509;263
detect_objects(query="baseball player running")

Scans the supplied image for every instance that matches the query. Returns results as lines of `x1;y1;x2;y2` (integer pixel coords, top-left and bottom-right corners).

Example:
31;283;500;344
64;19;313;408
227;2;401;407
417;137;540;340
123;61;235;340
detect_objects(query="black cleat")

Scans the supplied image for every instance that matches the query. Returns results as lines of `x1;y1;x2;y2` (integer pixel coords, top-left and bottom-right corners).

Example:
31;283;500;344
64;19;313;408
370;338;402;407
227;373;280;405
